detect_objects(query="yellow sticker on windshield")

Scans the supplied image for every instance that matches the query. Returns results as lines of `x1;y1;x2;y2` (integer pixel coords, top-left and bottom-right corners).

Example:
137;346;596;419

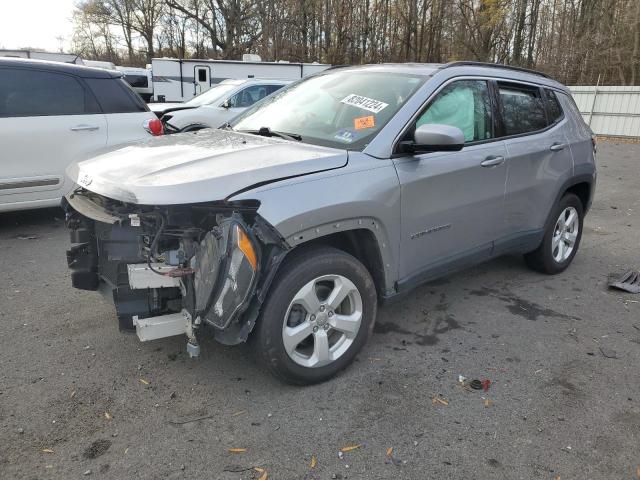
354;116;375;130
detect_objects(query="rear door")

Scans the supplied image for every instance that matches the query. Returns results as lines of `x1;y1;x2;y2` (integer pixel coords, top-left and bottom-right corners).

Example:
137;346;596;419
85;77;154;146
0;67;107;211
498;82;574;242
394;79;508;285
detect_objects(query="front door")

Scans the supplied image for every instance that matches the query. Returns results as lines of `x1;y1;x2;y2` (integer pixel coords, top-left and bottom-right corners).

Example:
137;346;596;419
0;67;107;210
394;79;508;285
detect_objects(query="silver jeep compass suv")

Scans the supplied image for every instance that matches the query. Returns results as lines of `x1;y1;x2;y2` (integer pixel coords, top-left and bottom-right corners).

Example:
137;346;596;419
64;62;596;384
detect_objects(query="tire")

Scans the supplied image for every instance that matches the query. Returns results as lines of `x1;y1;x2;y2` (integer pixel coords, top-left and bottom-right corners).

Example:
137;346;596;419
254;246;377;385
524;193;584;274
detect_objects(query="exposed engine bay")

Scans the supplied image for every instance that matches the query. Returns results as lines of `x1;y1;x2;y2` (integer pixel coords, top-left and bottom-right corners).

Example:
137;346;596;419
63;188;289;355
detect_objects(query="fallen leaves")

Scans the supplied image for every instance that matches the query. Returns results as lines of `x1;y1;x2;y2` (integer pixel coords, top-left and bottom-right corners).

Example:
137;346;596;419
340;444;362;453
310;455;317;468
432;395;449;406
228;448;247;454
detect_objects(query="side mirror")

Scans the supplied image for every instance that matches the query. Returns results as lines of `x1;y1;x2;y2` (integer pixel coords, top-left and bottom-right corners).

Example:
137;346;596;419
221;100;231;109
400;124;465;154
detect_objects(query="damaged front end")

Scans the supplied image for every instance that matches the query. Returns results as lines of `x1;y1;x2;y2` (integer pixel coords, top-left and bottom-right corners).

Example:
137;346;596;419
63;188;288;355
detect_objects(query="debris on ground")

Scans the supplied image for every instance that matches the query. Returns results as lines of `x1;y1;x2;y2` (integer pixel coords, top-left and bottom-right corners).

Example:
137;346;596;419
168;414;214;425
42;448;54;454
228;448;247;453
83;469;92;476
599;347;618;359
104;412;112;420
83;439;111;459
482;379;491;391
609;270;640;294
254;467;267;479
484;398;493;407
16;234;38;240
310;455;317;468
386;447;393;457
470;379;483;390
432;395;449;406
139;378;150;385
340;444;362;453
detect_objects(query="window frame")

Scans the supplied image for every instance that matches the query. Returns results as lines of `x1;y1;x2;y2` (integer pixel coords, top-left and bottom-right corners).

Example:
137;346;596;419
225;84;272;109
84;77;148;114
392;76;500;155
0;66;102;118
542;88;565;127
493;80;549;138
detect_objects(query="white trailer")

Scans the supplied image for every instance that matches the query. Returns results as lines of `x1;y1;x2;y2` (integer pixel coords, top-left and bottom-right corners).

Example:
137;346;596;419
0;49;83;64
151;56;330;102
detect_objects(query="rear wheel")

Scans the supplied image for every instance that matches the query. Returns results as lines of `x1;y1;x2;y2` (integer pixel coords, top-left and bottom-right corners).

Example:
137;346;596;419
254;246;377;385
524;193;584;274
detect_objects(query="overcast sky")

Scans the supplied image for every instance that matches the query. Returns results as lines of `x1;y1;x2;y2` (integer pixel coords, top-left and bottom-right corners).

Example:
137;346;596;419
0;0;76;52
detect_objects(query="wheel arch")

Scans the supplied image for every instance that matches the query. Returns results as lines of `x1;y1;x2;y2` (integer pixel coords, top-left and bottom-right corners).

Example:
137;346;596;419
286;227;388;301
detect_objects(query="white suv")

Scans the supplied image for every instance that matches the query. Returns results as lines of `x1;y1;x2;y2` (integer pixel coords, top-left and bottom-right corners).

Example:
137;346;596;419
0;58;163;212
150;78;290;133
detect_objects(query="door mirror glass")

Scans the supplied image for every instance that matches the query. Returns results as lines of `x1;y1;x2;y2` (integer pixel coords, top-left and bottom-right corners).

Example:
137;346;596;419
401;124;464;153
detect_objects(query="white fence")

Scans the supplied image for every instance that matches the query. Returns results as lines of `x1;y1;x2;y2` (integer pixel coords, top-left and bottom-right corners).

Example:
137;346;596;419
569;86;640;138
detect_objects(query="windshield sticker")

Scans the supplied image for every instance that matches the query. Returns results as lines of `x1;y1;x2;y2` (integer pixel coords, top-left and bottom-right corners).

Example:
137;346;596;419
341;94;389;113
334;129;355;143
354;115;375;130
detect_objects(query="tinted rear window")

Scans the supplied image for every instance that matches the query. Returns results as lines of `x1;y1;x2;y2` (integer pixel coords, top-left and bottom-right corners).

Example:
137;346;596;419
0;68;100;117
124;74;148;88
544;89;563;124
85;77;148;113
498;83;547;136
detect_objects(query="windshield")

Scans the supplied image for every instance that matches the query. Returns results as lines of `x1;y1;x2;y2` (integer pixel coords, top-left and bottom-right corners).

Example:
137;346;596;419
230;71;425;150
186;83;238;107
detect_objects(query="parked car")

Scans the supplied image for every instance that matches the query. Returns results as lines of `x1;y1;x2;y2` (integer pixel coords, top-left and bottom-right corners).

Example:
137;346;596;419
0;58;163;212
63;62;596;384
150;78;290;132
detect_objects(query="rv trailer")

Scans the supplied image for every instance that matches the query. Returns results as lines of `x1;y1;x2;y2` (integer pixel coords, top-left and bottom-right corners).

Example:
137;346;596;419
0;49;82;64
151;56;330;102
117;66;154;102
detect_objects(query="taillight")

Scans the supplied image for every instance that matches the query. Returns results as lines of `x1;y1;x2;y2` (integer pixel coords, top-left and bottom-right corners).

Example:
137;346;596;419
144;118;164;136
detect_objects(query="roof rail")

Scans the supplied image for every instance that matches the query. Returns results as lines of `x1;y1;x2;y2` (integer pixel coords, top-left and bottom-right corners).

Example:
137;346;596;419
441;61;551;79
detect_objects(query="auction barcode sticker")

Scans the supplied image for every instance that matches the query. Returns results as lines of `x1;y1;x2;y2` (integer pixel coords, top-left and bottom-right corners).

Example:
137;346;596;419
341;94;389;114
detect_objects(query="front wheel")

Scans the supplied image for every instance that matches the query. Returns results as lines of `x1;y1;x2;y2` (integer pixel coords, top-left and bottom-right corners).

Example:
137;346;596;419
524;193;584;274
254;246;377;385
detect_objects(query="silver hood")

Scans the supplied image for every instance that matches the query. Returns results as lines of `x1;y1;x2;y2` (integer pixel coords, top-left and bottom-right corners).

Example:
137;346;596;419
66;129;347;205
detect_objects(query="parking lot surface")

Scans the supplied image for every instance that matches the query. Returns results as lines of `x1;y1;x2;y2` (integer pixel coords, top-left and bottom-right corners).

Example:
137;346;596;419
1;141;639;479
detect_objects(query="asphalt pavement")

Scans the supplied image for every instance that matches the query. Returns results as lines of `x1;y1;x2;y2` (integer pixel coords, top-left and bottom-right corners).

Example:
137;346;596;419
1;141;639;479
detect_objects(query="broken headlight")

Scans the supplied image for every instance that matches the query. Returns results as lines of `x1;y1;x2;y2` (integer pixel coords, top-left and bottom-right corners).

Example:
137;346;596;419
190;216;259;329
